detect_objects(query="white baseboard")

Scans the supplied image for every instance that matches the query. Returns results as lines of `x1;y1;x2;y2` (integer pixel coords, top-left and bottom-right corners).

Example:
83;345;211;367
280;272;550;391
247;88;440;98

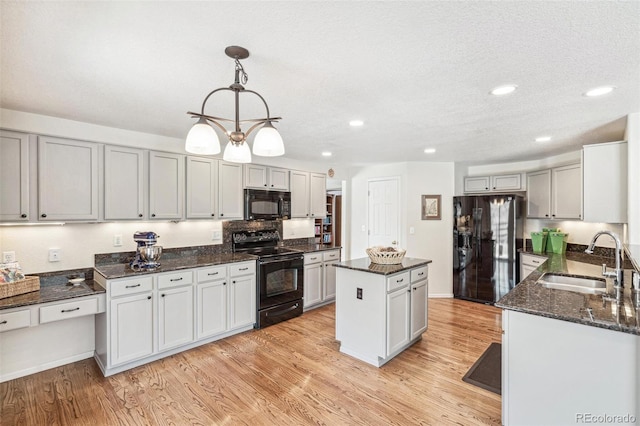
428;293;454;298
0;351;94;383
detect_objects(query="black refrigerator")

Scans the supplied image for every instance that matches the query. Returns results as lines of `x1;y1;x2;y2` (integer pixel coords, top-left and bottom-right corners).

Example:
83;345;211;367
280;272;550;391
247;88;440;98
453;194;524;304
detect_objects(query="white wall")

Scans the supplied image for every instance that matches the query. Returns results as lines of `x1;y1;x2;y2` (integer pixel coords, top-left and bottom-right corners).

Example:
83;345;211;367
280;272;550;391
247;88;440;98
625;112;640;244
347;162;454;298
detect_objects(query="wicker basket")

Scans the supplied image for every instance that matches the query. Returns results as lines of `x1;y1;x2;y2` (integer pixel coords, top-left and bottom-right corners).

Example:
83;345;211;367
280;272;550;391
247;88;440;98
0;276;40;299
366;247;406;265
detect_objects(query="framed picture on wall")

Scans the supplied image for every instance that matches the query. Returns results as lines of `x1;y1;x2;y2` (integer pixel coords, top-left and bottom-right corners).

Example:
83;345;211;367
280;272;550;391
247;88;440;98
421;194;441;220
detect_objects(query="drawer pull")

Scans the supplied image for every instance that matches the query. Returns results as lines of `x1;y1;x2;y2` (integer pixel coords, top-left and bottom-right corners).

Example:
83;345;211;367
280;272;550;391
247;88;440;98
239;267;249;271
532;260;540;264
208;272;219;276
310;257;317;260
170;277;183;282
418;272;424;276
61;307;80;313
397;278;404;283
126;284;141;288
0;320;7;325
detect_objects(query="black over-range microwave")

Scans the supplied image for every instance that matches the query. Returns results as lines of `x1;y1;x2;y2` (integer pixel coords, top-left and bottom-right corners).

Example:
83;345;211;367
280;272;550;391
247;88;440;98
244;189;291;220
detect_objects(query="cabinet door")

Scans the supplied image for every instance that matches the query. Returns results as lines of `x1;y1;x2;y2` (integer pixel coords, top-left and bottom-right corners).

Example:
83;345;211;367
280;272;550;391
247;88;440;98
104;145;145;220
464;176;490;192
520;264;538;281
309;173;326;218
149;151;184;220
218;161;244;219
158;285;194;351
583;142;627;223
196;280;227;339
110;293;153;365
290;170;310;218
303;263;323;307
268;167;290;191
492;174;521;191
526;169;551;218
0;131;30;221
244;164;268;189
552;163;581;219
323;262;337;301
410;279;428;340
186;156;217;219
386;287;410;356
229;275;255;329
38;136;99;221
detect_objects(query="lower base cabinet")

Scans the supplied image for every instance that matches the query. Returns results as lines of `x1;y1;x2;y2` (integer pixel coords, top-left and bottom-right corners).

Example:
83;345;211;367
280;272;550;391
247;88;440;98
95;260;256;376
303;249;340;310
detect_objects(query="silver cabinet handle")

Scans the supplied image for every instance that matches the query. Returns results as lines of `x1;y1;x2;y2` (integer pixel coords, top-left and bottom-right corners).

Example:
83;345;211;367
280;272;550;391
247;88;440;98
126;284;141;288
61;307;80;313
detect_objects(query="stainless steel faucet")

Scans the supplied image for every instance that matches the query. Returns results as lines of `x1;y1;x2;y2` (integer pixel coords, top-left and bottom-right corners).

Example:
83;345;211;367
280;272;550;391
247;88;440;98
585;231;624;304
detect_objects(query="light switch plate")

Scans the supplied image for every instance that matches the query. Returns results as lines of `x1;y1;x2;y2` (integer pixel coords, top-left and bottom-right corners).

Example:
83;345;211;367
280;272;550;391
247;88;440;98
48;249;62;262
2;251;16;263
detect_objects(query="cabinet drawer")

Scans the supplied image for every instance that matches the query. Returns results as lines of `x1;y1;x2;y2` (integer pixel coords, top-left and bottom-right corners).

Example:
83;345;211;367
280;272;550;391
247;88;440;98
0;309;31;332
40;298;98;324
386;271;410;293
110;276;153;297
197;266;226;283
157;271;193;289
521;254;547;268
229;261;256;277
304;253;322;264
322;250;340;262
411;266;428;282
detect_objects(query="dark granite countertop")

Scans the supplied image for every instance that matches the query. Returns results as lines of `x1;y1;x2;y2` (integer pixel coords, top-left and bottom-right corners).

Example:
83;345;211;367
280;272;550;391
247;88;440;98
0;280;105;311
497;250;639;335
283;244;342;253
333;257;432;276
94;252;258;280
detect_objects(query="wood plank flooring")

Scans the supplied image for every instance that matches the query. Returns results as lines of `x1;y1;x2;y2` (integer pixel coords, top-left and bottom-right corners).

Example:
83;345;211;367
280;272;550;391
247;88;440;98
1;299;502;425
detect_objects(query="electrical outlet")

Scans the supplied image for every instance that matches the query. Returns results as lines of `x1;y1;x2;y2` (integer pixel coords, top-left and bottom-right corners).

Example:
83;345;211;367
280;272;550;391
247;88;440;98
212;231;222;240
48;249;62;262
113;234;123;247
2;251;16;263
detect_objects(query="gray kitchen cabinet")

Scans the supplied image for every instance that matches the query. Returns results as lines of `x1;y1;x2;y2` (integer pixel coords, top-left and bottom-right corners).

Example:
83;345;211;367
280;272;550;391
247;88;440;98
228;262;256;330
218;161;244;219
527;163;581;220
186;156;218;219
463;174;521;193
244;164;290;191
291;170;326;218
387;266;429;355
409;268;428;340
583;141;627;223
157;270;194;352
38;136;100;221
196;265;227;339
304;249;341;310
104;145;145;220
0;130;30;222
520;253;547;281
464;176;491;192
149;151;184;220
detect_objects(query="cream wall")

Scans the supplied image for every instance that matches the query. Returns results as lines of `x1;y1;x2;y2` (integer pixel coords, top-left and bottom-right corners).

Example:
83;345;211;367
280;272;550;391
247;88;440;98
347;162;454;298
625;112;640;244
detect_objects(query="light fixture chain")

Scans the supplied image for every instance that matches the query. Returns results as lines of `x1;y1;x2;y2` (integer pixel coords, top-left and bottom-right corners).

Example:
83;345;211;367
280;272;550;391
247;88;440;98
235;59;248;85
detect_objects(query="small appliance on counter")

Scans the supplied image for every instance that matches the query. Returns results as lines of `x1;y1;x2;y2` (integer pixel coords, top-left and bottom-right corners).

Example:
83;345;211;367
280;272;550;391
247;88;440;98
130;231;163;270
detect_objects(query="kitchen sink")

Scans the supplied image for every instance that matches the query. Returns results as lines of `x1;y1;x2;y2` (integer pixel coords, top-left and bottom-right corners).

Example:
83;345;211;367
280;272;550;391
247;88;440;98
537;273;606;295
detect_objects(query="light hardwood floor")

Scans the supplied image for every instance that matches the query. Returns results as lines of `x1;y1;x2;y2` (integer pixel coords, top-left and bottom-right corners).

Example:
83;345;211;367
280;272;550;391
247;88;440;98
1;299;502;425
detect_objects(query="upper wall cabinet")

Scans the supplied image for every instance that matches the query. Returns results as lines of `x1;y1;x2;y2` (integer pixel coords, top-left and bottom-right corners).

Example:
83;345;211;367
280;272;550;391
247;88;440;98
583;141;627;224
464;174;522;193
218;161;243;219
38;136;100;221
149;151;184;220
186;156;218;219
527;163;582;220
244;164;289;191
291;171;326;218
0;130;30;222
104;145;145;220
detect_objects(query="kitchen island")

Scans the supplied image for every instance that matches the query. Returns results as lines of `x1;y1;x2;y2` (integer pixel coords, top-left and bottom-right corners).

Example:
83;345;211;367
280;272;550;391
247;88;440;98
497;250;639;425
334;257;431;367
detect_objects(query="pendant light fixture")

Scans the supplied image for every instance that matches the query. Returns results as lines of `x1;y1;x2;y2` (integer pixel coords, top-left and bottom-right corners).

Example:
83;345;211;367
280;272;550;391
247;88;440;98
185;46;284;163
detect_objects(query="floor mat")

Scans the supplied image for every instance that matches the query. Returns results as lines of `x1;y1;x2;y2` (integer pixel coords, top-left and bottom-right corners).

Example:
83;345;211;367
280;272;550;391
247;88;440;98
462;342;501;395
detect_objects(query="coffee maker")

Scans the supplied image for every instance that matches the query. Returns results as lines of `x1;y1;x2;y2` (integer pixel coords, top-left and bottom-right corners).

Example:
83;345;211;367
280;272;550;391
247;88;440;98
130;231;163;270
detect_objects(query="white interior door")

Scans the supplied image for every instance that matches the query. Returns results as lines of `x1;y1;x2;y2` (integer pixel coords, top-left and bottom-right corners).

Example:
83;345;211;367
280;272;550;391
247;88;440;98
368;177;400;248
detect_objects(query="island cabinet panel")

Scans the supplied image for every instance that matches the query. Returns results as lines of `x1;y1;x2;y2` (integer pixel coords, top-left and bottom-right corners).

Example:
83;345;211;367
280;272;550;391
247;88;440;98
502;310;639;425
335;261;429;367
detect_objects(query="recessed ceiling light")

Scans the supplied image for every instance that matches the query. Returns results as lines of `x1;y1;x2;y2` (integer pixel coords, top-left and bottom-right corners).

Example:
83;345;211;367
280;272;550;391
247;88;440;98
322;151;332;157
584;86;615;97
535;136;552;142
349;120;364;127
490;85;518;96
423;148;436;154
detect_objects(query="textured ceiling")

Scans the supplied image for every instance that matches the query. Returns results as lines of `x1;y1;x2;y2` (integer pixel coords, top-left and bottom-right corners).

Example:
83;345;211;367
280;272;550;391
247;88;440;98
1;1;639;166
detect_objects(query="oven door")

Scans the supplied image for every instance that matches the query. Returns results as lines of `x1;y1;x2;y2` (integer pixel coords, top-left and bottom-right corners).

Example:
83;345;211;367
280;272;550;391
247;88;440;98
258;255;304;310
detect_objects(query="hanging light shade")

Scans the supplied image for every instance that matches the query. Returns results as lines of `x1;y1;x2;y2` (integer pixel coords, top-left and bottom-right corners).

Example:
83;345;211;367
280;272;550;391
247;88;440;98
185;117;221;155
223;141;252;163
253;121;285;156
185;46;283;163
